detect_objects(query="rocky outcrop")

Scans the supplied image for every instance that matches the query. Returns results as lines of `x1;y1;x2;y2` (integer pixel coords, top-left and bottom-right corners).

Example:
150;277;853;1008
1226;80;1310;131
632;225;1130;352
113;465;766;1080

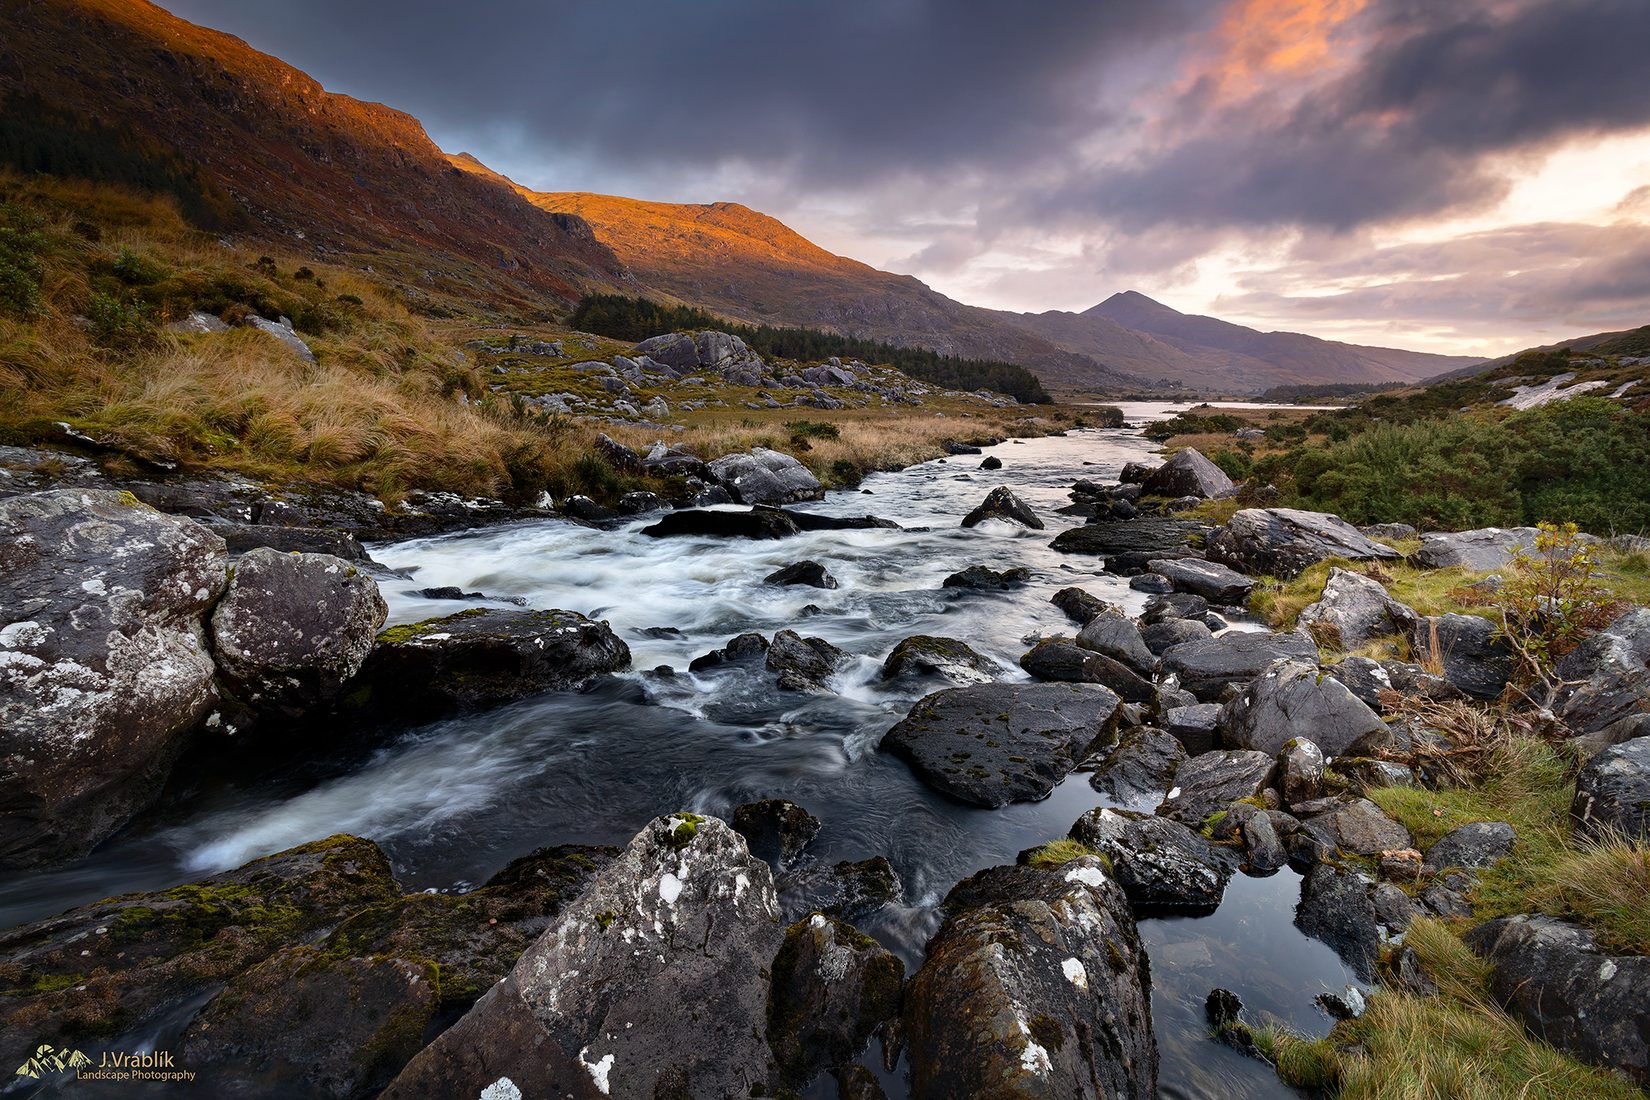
1410;527;1541;571
209;547;387;722
1156;749;1276;826
1207;508;1400;578
904;859;1156;1099
768;914;903;1088
1020;640;1154;702
1553;609;1650;742
1409;614;1513;700
1145;557;1253;604
708;448;823;505
347;608;630;720
1297;567;1418;649
961;486;1045;530
1218;659;1390;757
1076;612;1157;676
881;635;1003;687
0;489;228;866
881;683;1121;807
1572;736;1650;840
767;629;852;692
383;814;785;1100
1467;915;1650;1086
764;560;838;588
1140;448;1235;500
1159;630;1318;702
1070;807;1230;914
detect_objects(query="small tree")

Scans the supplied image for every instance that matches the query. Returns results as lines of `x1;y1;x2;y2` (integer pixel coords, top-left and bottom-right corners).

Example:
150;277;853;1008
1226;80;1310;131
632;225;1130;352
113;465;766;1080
1497;521;1616;699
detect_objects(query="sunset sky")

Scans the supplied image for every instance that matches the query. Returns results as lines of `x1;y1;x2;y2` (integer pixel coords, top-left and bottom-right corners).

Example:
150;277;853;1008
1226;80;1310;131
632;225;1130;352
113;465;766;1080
159;0;1650;356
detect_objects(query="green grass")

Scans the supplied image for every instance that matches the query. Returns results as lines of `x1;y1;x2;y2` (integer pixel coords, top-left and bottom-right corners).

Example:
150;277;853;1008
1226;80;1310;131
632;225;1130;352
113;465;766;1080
1023;839;1096;869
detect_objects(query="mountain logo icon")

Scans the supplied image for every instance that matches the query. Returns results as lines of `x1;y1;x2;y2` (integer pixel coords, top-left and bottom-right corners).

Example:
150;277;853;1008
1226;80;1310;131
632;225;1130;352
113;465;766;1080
14;1042;90;1079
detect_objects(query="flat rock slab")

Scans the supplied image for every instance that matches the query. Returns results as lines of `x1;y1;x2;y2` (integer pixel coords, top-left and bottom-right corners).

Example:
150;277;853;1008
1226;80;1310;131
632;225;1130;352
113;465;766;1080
1410;527;1541;571
1208;508;1400;579
881;683;1122;807
1157;749;1276;826
1049;518;1204;559
1160;630;1318;702
1146;557;1254;603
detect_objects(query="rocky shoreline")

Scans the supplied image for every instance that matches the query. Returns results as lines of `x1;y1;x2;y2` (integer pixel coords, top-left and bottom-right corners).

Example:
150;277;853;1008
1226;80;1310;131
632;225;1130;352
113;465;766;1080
3;439;1648;1097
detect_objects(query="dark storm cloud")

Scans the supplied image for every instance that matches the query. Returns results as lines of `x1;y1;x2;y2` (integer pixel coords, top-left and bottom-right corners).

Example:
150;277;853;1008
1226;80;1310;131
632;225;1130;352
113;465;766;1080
158;0;1209;185
1082;0;1650;232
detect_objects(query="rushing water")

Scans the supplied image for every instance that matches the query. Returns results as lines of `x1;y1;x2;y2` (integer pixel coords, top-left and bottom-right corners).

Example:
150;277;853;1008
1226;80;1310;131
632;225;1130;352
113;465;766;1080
0;402;1362;1099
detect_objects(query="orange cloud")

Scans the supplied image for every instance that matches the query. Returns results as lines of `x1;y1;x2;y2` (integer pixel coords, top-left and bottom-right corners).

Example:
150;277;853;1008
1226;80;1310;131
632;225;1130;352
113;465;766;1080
1201;0;1371;101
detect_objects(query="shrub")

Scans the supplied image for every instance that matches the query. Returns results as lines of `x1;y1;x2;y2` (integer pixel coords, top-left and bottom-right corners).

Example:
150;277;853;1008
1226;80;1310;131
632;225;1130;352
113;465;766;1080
0;202;44;315
1496;521;1618;691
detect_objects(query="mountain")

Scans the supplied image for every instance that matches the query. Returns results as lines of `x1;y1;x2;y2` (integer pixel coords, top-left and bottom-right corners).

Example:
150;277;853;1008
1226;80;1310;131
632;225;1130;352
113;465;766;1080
1430;323;1650;381
0;0;632;310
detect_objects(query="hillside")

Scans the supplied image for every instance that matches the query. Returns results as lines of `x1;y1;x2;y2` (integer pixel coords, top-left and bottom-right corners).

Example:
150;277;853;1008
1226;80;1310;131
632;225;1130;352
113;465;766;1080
0;0;633;313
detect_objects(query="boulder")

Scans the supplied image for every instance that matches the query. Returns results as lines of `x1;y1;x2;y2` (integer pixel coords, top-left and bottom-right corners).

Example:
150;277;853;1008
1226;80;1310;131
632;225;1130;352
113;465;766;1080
641;440;711;479
349;608;630;719
1129;573;1175;594
1298;797;1413;856
1088;727;1188;804
1070;807;1230;914
1140;448;1234;500
695;330;765;375
1049;518;1204;567
247;315;316;363
768;914;903;1088
881;635;1002;687
1141;617;1212;656
1159;630;1318;702
382;814;785;1100
1298;568;1419;649
1020;640;1155;702
209;548;387;721
1279;738;1326;809
1409;614;1513;700
1052;586;1111;625
1142;591;1209;625
1360;522;1418;541
592;432;643;473
776;856;902;925
708;447;823;505
1572;736;1650;840
979;455;1003;471
1410;527;1542;571
961;486;1044;530
1553;608;1650;741
1207;508;1400;579
764;560;839;589
642;507;802;539
904;859;1156;1099
1145;557;1254;604
1327;655;1394;710
632;332;700;372
766;629;851;692
881;683;1121;808
1162;703;1222;756
943;565;1031;591
1076;612;1157;676
1120;461;1157;484
689;631;770;672
1424;821;1517;873
1156;749;1276;826
732;799;821;868
1296;863;1380;981
1218;659;1390;757
1467;915;1650;1086
0;489;228;866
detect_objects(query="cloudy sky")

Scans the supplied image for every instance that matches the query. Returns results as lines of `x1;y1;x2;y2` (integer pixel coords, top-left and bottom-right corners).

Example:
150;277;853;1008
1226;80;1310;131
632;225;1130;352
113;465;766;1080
161;0;1650;355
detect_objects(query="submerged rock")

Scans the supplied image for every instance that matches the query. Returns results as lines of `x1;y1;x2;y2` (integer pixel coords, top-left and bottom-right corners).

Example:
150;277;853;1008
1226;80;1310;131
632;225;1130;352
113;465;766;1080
764;560;839;589
1295;862;1379;982
961;485;1044;529
903;859;1156;1099
881;683;1122;807
732;799;821;869
1207;508;1400;579
0;488;228;866
777;856;903;925
767;629;852;692
688;631;770;672
943;564;1032;591
768;914;904;1088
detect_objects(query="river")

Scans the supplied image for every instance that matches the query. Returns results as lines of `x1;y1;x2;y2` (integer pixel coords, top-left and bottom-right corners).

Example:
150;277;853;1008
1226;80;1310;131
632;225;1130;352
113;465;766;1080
0;402;1360;1099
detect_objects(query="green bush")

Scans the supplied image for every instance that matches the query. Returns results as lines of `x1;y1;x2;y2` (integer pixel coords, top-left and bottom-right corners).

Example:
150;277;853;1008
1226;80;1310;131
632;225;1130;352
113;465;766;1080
0;202;45;315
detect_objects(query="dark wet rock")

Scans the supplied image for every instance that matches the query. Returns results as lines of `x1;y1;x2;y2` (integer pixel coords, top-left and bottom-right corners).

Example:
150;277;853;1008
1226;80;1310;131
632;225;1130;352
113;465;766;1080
945;441;983;455
1071;807;1231;914
1554;608;1650;741
1279;738;1327;809
1409;614;1513;700
767;629;852;692
1391;943;1438;995
1141;448;1234;500
1146;557;1254;604
0;835;401;1045
1373;883;1424;935
1296;863;1379;981
1205;988;1259;1055
777;857;903;925
979;455;1003;471
1020;640;1155;702
1421;871;1474;918
1466;914;1650;1086
417;585;524;606
1572;736;1650;840
881;683;1122;808
349;608;630;720
616;489;666;515
1142;591;1209;625
1052;586;1112;625
0;488;228;866
689;631;771;672
641;439;711;479
1425;821;1517;873
382;814;784;1100
881;634;1002;687
960;485;1044;530
1410;527;1541;571
1129;572;1176;594
707;447;824;505
216;522;369;562
1207;508;1401;579
1088;727;1188;803
943;564;1032;591
1298;567;1419;650
904;859;1156;1099
1241;811;1288;873
1162;703;1222;756
642;506;802;539
1298;798;1413;856
733;799;822;869
1142;617;1212;656
1218;659;1390;757
1157;750;1276;826
561;495;618;524
1327;656;1395;710
1120;461;1157;484
1159;629;1318;702
209;548;386;722
765;559;839;589
1049;518;1204;566
769;914;904;1088
1076;612;1157;676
